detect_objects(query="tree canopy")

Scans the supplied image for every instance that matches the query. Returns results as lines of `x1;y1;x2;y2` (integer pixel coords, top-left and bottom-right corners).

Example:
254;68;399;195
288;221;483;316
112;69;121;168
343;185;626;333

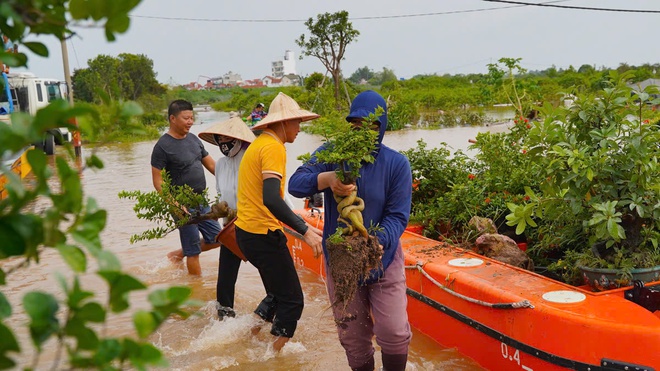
0;1;195;369
296;11;359;105
73;53;165;103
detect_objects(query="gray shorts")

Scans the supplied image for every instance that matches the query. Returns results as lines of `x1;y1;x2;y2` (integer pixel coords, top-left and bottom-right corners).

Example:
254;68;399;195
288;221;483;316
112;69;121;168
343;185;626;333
178;205;221;257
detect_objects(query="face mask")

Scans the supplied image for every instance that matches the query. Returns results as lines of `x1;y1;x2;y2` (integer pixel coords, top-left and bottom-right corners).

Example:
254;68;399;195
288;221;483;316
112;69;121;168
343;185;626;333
219;139;240;157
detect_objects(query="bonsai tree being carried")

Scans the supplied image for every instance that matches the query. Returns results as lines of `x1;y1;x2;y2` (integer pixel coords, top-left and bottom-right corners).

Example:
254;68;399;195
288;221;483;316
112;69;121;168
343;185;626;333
118;171;234;243
312;109;383;309
292;97;410;310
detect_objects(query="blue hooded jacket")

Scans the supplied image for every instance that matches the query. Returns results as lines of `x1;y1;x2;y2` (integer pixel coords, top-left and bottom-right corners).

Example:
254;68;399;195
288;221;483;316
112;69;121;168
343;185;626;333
288;90;412;283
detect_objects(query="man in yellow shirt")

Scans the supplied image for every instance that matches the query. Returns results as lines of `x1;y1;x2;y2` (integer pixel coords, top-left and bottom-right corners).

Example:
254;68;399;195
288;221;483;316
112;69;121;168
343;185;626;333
235;92;323;352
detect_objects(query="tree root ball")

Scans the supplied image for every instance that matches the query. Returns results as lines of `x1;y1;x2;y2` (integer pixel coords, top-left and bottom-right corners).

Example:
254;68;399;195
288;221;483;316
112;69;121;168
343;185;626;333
327;235;382;311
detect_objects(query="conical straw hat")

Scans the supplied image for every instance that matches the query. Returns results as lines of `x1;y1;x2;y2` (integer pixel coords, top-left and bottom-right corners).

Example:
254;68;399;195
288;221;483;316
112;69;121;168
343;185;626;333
199;117;256;145
251;92;320;130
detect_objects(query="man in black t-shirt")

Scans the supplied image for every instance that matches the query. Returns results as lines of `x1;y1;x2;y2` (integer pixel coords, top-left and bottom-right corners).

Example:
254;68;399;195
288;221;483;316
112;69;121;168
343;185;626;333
151;99;221;275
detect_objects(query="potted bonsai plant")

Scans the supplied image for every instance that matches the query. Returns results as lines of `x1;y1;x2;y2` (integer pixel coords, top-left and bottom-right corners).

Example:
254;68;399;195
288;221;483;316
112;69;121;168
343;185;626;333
506;72;660;290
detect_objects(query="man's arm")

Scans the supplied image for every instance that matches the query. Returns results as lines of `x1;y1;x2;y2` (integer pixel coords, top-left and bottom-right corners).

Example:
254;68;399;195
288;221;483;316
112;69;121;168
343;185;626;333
317;172;355;197
201;154;215;176
288;145;335;198
262;174;323;257
262;174;306;233
375;157;412;269
152;166;163;192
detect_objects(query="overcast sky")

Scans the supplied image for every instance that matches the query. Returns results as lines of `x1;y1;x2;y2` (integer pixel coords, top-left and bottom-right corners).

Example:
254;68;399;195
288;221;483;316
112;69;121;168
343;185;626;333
20;0;660;85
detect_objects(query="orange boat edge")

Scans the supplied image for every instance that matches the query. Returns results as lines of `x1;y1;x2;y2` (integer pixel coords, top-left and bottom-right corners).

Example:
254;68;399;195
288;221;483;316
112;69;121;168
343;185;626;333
0;147;32;199
283;208;660;371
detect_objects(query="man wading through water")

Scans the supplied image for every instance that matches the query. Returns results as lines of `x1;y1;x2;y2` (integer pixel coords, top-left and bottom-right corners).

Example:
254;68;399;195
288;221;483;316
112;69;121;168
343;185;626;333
234;92;323;351
289;91;412;370
151;99;221;275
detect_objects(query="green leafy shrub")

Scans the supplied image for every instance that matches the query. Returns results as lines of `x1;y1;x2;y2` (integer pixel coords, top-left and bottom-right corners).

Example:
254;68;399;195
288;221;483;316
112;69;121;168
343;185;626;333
0;2;198;369
506;72;660;280
403;116;542;244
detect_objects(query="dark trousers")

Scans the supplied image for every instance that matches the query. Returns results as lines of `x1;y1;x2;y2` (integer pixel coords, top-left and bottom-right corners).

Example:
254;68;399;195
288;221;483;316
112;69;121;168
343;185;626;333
216;245;242;308
235;226;303;338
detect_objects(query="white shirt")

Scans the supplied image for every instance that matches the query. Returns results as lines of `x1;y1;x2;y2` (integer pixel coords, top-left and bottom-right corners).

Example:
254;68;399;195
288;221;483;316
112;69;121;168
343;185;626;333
214;147;246;226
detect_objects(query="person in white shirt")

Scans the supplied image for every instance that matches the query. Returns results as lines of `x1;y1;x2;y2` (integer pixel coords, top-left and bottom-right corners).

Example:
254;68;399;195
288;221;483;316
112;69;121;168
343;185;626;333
199;116;255;319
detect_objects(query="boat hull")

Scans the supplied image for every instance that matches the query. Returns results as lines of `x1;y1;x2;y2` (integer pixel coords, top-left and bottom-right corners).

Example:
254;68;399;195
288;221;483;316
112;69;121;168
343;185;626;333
284;210;660;371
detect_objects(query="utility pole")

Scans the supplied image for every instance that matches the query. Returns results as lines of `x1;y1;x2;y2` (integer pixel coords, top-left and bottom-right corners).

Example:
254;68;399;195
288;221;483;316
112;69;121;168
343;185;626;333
60;38;82;157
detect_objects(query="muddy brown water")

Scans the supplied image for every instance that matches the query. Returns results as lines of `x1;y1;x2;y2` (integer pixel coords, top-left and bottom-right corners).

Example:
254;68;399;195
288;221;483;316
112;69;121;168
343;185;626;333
3;111;509;370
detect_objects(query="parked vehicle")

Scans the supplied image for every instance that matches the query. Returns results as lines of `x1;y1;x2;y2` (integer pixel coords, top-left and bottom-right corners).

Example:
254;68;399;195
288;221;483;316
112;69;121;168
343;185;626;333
0;71;72;155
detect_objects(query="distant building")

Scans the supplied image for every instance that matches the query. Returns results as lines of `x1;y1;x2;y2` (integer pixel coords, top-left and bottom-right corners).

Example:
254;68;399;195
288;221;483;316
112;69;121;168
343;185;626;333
261;73;301;88
206;71;243;88
281;74;301;87
629;79;660;105
630;78;660;91
239;79;266;88
271;50;296;78
262;75;282;87
183;82;204;91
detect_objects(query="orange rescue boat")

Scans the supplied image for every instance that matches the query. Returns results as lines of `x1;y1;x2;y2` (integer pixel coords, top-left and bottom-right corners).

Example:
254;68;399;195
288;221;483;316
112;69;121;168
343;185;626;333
283;208;660;371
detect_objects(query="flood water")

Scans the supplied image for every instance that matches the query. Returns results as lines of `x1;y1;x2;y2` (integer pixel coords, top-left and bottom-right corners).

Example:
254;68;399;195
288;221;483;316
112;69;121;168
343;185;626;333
1;110;508;370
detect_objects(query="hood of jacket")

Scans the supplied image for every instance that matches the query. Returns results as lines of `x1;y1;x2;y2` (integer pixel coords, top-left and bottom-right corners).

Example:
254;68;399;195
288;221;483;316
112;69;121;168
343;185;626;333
346;90;387;146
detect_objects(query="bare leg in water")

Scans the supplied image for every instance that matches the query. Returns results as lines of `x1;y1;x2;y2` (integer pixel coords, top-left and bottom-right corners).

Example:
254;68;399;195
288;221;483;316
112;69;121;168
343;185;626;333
272;336;289;352
167;239;221;266
249;318;290;352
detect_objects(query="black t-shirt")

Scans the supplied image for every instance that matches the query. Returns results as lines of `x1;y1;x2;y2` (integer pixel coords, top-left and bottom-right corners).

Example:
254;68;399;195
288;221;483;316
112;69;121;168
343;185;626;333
151;133;209;194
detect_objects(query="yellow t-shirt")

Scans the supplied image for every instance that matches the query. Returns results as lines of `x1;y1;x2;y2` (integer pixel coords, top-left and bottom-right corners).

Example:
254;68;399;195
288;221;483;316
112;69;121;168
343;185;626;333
235;129;286;234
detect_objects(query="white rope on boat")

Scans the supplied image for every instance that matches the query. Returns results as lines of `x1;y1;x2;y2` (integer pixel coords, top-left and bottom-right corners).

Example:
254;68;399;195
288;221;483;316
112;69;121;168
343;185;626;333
405;263;535;309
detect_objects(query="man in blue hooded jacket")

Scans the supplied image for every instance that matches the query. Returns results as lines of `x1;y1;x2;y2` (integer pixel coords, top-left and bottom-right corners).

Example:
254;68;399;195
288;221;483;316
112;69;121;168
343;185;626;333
289;90;412;371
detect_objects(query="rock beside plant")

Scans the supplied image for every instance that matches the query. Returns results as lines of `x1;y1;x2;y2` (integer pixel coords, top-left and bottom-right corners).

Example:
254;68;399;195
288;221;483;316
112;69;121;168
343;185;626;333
468;216;498;235
474;233;534;270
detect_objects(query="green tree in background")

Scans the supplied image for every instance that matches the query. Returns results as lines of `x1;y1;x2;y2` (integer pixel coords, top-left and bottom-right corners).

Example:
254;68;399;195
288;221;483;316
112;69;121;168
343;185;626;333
73;53;165;103
369;67;398;86
117;53;165;100
349;66;375;84
0;1;194;369
304;71;327;91
296;10;359;104
74;54;122;101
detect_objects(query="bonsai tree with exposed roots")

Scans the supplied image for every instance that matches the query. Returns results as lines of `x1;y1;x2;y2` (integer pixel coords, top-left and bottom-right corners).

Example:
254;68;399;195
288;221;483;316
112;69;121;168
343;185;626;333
299;108;384;309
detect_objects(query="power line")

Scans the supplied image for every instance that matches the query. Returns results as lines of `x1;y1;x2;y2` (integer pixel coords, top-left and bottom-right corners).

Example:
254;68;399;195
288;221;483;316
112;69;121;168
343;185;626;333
482;0;660;13
68;38;80;69
128;2;568;23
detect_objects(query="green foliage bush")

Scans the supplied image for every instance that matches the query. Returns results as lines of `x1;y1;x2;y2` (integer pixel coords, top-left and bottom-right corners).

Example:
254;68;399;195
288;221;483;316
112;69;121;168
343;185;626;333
404;70;660;285
505;73;660;282
403;114;542;245
118;171;217;243
0;1;198;369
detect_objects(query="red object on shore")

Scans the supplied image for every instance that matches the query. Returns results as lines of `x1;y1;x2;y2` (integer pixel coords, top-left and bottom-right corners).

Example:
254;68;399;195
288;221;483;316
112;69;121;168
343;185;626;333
406;224;424;234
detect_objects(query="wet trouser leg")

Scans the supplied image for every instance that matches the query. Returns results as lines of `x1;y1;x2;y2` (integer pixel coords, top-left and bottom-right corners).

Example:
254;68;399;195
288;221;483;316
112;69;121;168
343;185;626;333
236;227;303;337
326;247;411;370
216;244;242;315
381;353;408;371
351;357;375;371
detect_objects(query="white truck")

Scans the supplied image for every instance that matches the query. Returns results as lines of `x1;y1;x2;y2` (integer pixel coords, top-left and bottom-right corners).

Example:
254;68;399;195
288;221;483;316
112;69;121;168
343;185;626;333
0;72;72;155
